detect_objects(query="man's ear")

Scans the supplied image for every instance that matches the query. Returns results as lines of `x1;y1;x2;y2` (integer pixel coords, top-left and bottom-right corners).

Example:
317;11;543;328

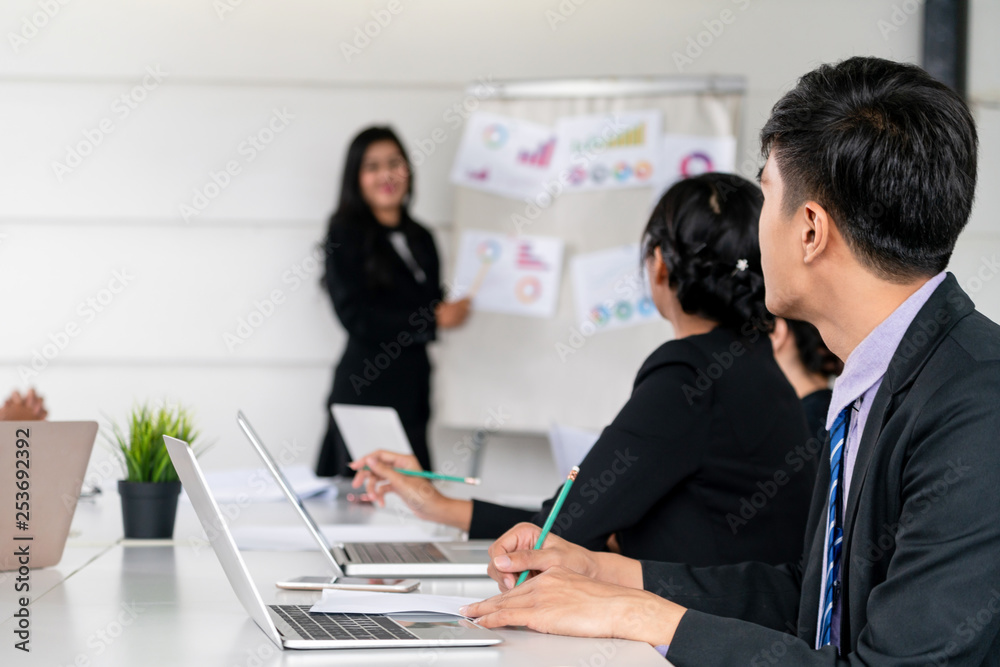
801;201;833;265
770;317;790;354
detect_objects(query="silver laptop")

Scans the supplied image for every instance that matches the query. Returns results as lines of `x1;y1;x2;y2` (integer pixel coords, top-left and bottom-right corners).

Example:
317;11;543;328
1;421;97;571
237;411;492;577
164;435;502;650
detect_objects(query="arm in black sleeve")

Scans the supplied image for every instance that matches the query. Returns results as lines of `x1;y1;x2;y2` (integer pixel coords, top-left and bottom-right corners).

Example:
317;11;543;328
529;360;709;552
324;224;438;342
641;558;803;633
468;500;537;539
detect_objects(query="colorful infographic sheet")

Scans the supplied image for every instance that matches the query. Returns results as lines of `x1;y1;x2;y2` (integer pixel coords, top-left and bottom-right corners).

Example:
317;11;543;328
549;110;662;192
650;133;737;205
449;111;557;200
570;243;659;333
452;230;564;318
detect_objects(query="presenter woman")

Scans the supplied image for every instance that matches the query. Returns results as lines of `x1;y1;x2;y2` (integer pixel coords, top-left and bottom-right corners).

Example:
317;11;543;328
316;126;470;478
352;173;817;567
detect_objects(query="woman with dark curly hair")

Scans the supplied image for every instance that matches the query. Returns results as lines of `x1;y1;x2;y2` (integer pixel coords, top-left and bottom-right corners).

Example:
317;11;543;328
352;173;817;567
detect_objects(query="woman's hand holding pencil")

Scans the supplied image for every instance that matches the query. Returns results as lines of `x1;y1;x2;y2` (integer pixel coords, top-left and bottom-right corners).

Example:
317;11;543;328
349;450;474;531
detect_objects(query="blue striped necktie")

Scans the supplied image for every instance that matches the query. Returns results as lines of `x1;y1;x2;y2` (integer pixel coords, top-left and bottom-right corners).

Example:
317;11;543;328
820;407;850;647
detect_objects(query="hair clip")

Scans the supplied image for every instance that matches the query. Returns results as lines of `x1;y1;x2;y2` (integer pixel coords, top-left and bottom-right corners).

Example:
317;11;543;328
731;258;749;276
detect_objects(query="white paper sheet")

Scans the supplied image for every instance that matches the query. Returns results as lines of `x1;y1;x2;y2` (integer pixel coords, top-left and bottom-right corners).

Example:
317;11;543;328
549;110;662;192
570;243;659;334
230;524;444;551
310;589;480;617
452;229;564;318
650;133;737;206
450;111;557;200
182;465;334;504
548;423;601;480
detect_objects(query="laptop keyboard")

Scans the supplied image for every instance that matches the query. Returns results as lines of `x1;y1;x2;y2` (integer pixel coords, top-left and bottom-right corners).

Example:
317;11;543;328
345;542;448;564
271;605;419;641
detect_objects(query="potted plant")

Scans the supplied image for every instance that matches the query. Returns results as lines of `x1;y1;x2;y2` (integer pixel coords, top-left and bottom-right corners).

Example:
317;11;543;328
110;403;203;539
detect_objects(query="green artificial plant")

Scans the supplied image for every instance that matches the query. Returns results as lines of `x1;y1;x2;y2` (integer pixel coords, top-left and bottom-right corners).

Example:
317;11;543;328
109;403;202;483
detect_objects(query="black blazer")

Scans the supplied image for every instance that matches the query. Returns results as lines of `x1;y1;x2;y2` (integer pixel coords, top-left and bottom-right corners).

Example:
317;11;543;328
643;274;1000;665
324;216;444;346
471;326;816;567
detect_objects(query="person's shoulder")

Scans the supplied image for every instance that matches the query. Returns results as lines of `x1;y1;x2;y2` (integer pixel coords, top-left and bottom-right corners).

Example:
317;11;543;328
947;310;1000;363
327;215;364;239
634;336;708;384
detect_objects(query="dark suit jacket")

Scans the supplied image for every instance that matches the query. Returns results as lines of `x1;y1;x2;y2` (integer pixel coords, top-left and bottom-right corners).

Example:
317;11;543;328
471;326;816;567
642;274;1000;665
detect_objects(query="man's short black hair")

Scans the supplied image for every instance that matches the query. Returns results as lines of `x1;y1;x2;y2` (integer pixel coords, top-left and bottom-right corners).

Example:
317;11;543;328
760;56;978;281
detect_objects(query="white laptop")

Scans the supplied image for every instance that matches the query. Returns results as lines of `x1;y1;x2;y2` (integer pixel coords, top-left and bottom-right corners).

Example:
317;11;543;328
330;404;415;461
163;435;502;650
238;411;492;577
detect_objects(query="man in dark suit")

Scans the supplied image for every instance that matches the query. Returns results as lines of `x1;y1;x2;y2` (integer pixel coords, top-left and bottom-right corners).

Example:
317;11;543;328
461;57;1000;665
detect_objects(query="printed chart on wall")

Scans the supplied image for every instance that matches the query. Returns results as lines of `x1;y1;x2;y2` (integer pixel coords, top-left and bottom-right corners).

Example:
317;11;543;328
449;111;557;200
570;243;658;333
650;133;737;205
452;230;564;318
550;110;662;192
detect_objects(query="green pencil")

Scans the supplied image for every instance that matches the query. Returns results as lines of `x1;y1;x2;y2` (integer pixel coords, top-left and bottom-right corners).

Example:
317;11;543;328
516;465;580;586
394;468;480;485
362;466;480;485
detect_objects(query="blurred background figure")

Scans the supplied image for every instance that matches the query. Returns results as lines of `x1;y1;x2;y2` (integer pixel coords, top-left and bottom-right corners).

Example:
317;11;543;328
0;388;48;420
316;126;471;478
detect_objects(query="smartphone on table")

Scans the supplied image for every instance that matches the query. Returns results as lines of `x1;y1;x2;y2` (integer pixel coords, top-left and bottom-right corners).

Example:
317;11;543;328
276;576;420;592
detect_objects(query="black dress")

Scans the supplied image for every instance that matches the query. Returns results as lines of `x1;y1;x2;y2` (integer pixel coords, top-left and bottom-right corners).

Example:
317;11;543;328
316;214;443;477
468;327;818;567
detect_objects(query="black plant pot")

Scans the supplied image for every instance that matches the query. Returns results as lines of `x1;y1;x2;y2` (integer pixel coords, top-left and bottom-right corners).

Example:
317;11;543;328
118;480;182;539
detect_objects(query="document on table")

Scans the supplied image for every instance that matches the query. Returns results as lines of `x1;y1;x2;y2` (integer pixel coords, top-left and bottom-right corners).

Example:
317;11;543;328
309;589;481;617
181;464;334;503
230;524;444;551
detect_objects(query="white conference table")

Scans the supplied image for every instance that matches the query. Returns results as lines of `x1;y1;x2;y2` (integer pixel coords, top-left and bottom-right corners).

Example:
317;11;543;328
1;483;670;665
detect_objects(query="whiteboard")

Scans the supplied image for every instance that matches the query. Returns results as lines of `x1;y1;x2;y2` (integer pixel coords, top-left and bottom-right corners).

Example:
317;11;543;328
435;77;746;432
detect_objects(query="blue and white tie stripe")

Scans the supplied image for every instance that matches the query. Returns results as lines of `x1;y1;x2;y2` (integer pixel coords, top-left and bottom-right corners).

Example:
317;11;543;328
820;407;850;647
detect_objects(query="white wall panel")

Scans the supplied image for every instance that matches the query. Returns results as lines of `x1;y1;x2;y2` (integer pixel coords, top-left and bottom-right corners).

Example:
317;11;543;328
0;83;464;222
7;1;994;472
